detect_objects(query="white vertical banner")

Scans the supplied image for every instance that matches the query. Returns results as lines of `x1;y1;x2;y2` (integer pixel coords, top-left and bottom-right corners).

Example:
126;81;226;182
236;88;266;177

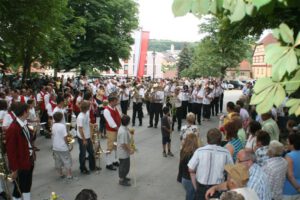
133;30;142;77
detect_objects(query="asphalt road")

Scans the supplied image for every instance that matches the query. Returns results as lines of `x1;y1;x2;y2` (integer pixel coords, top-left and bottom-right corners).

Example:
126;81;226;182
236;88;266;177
25;90;241;200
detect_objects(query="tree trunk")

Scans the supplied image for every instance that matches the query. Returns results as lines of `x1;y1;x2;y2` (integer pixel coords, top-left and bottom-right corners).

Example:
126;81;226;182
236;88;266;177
22;54;31;85
220;67;227;80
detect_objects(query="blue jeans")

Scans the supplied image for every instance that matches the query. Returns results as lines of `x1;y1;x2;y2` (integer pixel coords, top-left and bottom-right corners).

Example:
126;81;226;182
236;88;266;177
77;138;95;171
182;178;195;200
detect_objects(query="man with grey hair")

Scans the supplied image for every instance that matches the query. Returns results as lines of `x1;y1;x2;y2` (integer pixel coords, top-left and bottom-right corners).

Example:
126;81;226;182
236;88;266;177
206;149;272;200
262;141;288;200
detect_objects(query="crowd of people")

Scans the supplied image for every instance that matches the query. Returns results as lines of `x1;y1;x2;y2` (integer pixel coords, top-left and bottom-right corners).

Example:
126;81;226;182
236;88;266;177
0;75;298;200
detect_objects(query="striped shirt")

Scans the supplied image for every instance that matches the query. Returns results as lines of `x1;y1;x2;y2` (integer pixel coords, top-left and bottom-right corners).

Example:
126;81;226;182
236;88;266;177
228;138;243;162
262;157;288;200
188;145;233;185
247;164;272;200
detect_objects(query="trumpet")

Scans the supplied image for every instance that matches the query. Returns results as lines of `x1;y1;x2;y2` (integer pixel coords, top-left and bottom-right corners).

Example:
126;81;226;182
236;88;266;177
66;123;75;151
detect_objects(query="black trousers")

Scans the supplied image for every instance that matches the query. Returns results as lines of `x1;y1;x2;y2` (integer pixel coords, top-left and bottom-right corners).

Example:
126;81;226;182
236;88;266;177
13;167;34;198
120;100;129;115
78;138;96;171
145;100;150;115
219;93;224;113
181;101;189;119
196;182;219;200
132;102;143;125
172;106;182;131
149;103;162;126
192;103;202;124
119;157;130;179
211;98;217;116
214;97;220;115
203;104;211;119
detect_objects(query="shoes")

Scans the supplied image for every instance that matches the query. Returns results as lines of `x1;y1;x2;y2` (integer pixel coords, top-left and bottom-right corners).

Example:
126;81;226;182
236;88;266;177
66;176;78;181
125;177;131;181
168;152;174;157
81;169;90;175
148;125;153;128
0;191;8;199
163;152;167;157
34;147;40;151
113;162;120;167
119;180;131;186
139;123;142;126
154;125;157;128
106;165;117;171
60;175;66;179
92;166;102;171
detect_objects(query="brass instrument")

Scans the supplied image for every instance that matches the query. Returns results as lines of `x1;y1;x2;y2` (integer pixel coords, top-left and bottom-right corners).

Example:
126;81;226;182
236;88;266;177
92;125;105;170
0;123;13;200
66;123;75;151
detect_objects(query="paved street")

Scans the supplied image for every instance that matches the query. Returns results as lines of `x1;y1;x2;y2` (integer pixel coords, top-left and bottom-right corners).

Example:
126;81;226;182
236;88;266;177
28;90;241;200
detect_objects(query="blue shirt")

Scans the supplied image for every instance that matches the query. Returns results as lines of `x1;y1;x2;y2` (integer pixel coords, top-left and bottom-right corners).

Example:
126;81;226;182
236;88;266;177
228;138;243;162
283;150;300;195
247;163;272;200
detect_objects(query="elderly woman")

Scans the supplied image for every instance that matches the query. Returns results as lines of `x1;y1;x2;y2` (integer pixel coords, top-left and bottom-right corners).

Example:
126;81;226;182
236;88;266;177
283;133;300;199
245;121;261;152
262;141;288;200
180;113;200;145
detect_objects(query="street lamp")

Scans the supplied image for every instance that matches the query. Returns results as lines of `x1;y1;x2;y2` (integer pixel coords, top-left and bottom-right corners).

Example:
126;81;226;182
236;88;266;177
152;51;156;80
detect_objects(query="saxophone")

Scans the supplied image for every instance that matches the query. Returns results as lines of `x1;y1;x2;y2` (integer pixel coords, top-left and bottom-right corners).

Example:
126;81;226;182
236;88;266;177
66;123;75;151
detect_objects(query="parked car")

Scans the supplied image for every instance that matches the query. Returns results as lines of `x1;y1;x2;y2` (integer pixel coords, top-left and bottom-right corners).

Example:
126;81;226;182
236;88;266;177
222;81;234;90
228;80;245;89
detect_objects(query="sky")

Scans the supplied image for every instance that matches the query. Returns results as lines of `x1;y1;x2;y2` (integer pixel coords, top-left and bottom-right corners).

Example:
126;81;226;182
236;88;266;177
137;0;205;42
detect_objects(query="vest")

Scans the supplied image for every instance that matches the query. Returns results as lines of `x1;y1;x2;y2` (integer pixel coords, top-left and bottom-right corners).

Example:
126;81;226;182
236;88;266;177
49;100;57;111
105;106;121;132
20;96;26;103
40;92;46;110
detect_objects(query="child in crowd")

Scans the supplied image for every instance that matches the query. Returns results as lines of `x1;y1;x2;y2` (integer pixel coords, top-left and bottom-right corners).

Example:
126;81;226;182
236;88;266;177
161;107;174;157
117;115;134;186
52;112;74;180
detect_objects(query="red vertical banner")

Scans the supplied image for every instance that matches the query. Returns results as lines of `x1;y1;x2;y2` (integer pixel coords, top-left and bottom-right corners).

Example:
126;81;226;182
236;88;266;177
137;31;150;79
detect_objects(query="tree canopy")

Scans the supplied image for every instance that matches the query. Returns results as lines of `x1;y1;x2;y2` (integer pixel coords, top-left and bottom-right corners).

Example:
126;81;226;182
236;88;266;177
62;0;139;74
172;0;300;116
0;0;139;78
181;17;252;78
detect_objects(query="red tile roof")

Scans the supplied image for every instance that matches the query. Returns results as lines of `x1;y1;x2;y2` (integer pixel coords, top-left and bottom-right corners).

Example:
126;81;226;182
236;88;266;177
259;33;278;46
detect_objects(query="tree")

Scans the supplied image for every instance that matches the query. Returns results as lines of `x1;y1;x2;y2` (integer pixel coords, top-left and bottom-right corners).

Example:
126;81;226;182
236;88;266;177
172;0;300;116
63;0;139;74
148;39;193;52
181;17;252;78
0;0;82;80
177;44;193;76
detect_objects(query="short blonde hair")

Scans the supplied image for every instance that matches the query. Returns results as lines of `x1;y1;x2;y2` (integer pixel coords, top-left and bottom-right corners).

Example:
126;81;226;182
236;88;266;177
186;112;195;124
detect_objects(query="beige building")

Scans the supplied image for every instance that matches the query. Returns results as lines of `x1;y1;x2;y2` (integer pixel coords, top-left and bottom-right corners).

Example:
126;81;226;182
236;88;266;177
252;33;277;79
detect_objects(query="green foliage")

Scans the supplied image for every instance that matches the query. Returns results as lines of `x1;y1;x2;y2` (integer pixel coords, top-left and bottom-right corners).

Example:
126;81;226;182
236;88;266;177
62;0;139;73
0;0;83;80
172;0;300;116
181;17;252;78
148;40;192;52
177;45;193;76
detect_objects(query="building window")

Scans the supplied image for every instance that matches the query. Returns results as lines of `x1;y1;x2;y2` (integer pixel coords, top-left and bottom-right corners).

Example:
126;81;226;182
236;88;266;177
124;64;128;71
241;72;245;76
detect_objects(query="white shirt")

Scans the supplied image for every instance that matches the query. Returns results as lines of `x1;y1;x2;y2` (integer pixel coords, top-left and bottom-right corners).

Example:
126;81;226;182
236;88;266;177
240;108;250;122
181;91;189;101
53;106;66;124
44;93;50;106
117;125;130;159
120;88;129;101
0;110;7;121
154;91;164;104
103;105;118;129
52;123;68;151
203;91;213;105
76;112;90;139
46;103;55;117
188;144;233;185
194;89;204;104
2;112;15;128
28;108;37;121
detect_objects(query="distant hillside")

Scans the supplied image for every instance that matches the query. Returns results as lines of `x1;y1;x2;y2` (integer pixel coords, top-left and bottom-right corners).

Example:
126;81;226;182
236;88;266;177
148;39;193;52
